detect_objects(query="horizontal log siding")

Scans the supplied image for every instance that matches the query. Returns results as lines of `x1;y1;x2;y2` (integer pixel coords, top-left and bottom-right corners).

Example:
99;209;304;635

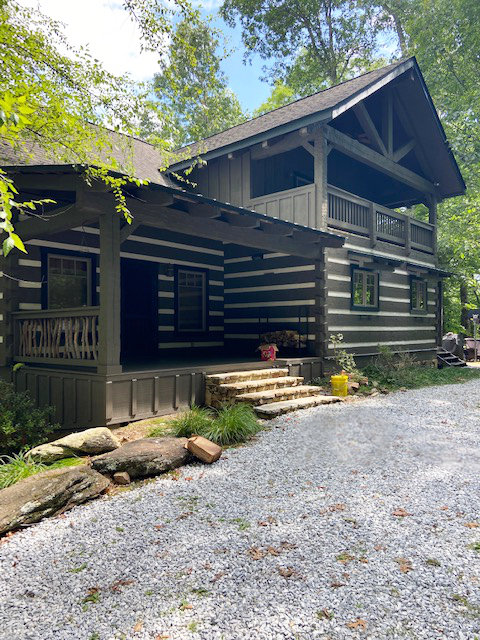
325;233;439;356
224;251;317;355
15;225;225;355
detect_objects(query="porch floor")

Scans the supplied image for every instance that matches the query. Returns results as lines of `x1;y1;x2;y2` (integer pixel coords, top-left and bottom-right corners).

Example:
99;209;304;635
121;354;271;374
121;352;317;374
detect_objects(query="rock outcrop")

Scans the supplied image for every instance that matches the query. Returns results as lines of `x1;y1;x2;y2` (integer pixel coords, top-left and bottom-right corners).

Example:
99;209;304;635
91;437;190;479
0;465;110;535
29;428;121;462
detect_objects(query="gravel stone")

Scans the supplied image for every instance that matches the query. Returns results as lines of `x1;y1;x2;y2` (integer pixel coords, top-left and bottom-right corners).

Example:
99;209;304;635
1;381;480;639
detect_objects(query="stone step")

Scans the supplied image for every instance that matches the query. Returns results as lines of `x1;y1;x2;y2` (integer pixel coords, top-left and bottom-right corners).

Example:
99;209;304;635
217;376;304;397
206;368;289;386
236;385;325;406
254;394;343;418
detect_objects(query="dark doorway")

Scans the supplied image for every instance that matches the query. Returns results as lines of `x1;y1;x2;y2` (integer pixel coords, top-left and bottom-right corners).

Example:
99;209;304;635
121;259;158;363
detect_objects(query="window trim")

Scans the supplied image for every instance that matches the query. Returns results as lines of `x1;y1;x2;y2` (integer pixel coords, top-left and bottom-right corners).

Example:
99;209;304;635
409;275;428;314
41;248;96;310
174;265;209;334
350;265;380;311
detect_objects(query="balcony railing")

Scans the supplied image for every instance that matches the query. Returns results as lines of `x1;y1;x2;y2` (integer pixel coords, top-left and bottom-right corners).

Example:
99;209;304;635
248;184;315;228
13;307;99;366
327;185;434;253
249;184;434;254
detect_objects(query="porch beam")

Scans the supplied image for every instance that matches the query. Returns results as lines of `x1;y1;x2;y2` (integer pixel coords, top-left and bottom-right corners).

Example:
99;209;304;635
381;91;394;157
97;209;122;375
120;220;140;243
323;124;435;195
222;211;260;228
353;102;388;156
392;87;435;182
15;204;100;241
392;138;416;163
186;203;222;218
133;205;337;258
251;130;311;160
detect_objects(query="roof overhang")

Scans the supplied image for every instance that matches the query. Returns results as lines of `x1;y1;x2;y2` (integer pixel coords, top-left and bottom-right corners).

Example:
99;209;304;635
7;164;345;255
348;250;403;271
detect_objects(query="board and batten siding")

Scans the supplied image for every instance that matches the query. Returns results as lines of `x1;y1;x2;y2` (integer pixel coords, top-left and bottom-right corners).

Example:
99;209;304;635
9;225;225;353
189;151;251;208
223;249;318;355
325;232;440;356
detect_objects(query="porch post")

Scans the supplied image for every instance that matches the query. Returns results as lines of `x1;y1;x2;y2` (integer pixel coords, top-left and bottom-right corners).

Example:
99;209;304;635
313;127;329;230
0;251;19;372
97;210;122;375
314;249;329;359
428;195;438;258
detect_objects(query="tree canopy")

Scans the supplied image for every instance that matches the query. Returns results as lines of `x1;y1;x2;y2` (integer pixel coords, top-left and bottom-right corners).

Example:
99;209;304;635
151;14;247;148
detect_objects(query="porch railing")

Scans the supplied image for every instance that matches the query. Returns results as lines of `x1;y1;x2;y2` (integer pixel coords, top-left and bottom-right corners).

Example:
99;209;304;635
13;307;99;365
327;185;435;253
248;184;315;228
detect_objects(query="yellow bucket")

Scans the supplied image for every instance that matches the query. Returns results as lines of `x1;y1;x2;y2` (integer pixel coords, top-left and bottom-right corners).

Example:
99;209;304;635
330;374;349;397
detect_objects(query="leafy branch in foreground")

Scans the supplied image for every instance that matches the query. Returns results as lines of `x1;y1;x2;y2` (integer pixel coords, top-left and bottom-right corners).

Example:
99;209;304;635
0;0;192;255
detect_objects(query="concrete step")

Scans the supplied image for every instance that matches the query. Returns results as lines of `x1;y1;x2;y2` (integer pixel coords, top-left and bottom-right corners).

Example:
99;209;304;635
206;368;289;386
236;385;324;406
255;394;342;418
218;376;304;396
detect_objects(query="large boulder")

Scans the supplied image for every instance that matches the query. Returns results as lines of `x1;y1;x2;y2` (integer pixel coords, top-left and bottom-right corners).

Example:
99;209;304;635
29;427;121;462
0;465;110;535
91;437;190;479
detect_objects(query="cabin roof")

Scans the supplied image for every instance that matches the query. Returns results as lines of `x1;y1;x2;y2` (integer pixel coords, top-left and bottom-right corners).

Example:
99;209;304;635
171;57;465;200
0;128;175;188
174;61;407;161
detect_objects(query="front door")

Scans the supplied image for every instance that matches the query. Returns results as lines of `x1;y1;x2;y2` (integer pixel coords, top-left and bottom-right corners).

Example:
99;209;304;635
121;258;158;363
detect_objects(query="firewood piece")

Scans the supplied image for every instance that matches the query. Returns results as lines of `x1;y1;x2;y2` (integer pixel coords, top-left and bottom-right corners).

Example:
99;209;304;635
186;436;222;464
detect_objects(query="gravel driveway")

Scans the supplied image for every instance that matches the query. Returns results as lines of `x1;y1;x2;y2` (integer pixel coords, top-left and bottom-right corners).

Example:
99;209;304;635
1;381;480;640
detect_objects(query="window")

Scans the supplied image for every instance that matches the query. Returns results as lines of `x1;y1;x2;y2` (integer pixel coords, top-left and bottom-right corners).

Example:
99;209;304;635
351;267;379;310
48;254;91;309
410;277;427;312
176;268;207;332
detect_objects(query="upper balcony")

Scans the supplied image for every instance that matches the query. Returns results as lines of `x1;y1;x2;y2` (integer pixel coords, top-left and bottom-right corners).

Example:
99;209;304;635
248;183;435;255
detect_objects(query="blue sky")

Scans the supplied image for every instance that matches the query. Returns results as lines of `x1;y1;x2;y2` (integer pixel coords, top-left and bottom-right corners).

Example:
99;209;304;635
203;8;273;113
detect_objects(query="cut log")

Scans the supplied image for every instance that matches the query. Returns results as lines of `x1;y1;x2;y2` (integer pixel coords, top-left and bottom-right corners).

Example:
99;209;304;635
186;436;222;464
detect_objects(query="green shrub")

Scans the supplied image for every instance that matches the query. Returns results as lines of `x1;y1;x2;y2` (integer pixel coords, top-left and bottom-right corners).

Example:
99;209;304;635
169;405;214;439
0;381;58;455
0;450;83;489
330;333;361;377
204;403;260;446
168;403;260;446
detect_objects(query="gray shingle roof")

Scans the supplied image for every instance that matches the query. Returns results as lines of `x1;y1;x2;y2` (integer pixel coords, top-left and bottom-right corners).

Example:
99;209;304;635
0;128;175;188
174;60;408;160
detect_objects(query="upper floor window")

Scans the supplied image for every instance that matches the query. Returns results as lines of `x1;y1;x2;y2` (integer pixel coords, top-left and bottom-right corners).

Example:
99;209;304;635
176;268;207;332
351;267;379;310
410;277;427;312
48;254;92;309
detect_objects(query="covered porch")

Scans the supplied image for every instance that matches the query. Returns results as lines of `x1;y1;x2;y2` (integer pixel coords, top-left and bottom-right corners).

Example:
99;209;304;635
3;168;343;427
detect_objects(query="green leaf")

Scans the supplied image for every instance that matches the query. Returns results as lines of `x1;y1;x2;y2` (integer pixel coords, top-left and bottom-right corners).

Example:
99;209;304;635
10;233;27;253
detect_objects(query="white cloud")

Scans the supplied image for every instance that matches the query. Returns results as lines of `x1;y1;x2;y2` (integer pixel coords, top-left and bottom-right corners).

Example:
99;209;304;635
18;0;160;81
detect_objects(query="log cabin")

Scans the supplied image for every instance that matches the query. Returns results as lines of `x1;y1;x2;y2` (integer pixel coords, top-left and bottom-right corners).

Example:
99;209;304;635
0;57;465;427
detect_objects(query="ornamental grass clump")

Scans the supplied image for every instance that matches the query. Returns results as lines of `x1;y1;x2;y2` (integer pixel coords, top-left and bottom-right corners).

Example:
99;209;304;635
168;403;260;446
168;405;215;439
0;451;83;489
204;403;261;446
